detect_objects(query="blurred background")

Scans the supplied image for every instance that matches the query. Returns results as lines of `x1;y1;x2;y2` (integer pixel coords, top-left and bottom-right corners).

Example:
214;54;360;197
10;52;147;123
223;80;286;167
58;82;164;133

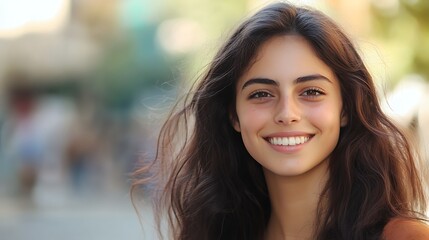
0;0;428;239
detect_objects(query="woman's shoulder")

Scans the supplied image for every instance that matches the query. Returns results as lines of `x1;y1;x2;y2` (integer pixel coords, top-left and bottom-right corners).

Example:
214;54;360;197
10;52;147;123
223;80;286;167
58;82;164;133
383;217;429;240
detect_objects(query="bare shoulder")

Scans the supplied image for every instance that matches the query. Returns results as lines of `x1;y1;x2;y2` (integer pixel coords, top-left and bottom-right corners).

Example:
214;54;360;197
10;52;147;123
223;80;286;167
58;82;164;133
383;217;429;240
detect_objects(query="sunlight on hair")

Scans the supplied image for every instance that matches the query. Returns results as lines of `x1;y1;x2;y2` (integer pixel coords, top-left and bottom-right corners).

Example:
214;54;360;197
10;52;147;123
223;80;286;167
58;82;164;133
257;0;318;4
0;0;69;38
250;0;319;8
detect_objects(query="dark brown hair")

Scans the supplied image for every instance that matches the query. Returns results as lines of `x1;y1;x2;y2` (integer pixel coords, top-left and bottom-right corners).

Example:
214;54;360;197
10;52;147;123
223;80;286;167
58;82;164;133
132;2;427;240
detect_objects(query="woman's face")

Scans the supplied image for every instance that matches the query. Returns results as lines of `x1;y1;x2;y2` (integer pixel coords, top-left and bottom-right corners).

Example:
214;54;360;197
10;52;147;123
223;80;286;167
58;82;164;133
233;35;346;178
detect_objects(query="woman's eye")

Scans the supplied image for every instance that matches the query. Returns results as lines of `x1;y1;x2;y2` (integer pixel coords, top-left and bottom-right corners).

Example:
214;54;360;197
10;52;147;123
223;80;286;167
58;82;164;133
249;91;273;99
301;88;324;97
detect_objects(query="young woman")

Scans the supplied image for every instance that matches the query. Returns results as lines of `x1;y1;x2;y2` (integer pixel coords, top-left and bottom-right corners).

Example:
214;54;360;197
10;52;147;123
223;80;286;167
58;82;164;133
132;2;429;239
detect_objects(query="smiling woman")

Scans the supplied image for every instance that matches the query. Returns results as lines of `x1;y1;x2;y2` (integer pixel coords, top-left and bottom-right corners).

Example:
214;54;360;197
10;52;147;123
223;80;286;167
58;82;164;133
132;2;429;240
233;35;344;180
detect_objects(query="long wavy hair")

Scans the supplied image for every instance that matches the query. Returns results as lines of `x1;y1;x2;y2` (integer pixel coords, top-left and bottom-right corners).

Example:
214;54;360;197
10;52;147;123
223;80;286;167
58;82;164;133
132;2;427;240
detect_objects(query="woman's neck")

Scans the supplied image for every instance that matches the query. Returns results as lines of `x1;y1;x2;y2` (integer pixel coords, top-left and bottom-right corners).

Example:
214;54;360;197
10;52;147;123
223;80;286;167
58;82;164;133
263;160;329;240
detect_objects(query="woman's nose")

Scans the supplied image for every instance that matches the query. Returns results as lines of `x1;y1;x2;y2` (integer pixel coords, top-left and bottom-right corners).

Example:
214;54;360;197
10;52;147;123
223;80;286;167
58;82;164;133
274;96;301;125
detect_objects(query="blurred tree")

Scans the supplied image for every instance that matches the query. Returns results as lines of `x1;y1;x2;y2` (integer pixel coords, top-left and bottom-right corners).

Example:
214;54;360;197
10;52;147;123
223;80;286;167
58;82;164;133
80;0;168;112
89;24;173;112
371;0;429;85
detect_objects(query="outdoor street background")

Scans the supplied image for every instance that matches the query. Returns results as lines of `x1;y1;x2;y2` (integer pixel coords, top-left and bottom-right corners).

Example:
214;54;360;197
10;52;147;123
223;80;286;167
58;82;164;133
1;0;429;239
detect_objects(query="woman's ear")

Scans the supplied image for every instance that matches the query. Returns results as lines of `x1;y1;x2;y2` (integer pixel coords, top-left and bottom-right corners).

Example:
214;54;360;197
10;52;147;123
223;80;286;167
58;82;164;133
229;109;241;132
340;110;348;127
232;118;241;132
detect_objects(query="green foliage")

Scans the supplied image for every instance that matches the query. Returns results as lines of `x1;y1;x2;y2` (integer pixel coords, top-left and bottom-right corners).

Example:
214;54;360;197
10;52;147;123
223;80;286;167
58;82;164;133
371;0;429;83
90;24;173;111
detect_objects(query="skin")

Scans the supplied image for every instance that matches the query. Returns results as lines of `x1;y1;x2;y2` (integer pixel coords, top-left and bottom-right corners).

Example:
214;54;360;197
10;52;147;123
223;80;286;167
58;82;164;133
233;35;347;239
383;218;429;240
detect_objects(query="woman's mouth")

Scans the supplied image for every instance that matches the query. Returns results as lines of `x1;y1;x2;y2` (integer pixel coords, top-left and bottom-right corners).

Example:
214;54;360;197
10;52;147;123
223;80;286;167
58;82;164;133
266;135;312;146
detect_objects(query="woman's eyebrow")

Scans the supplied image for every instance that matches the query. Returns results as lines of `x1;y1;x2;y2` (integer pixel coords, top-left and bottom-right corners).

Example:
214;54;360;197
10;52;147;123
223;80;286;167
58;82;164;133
241;78;278;90
241;74;332;91
295;74;332;84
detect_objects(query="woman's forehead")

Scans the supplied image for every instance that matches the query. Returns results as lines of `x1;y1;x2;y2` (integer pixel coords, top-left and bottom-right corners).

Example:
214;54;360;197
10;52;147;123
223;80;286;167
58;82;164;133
237;35;338;88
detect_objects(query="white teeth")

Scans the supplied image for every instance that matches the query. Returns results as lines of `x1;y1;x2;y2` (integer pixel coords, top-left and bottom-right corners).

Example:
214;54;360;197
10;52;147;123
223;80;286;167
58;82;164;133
268;136;310;146
283;137;289;145
273;138;279;145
